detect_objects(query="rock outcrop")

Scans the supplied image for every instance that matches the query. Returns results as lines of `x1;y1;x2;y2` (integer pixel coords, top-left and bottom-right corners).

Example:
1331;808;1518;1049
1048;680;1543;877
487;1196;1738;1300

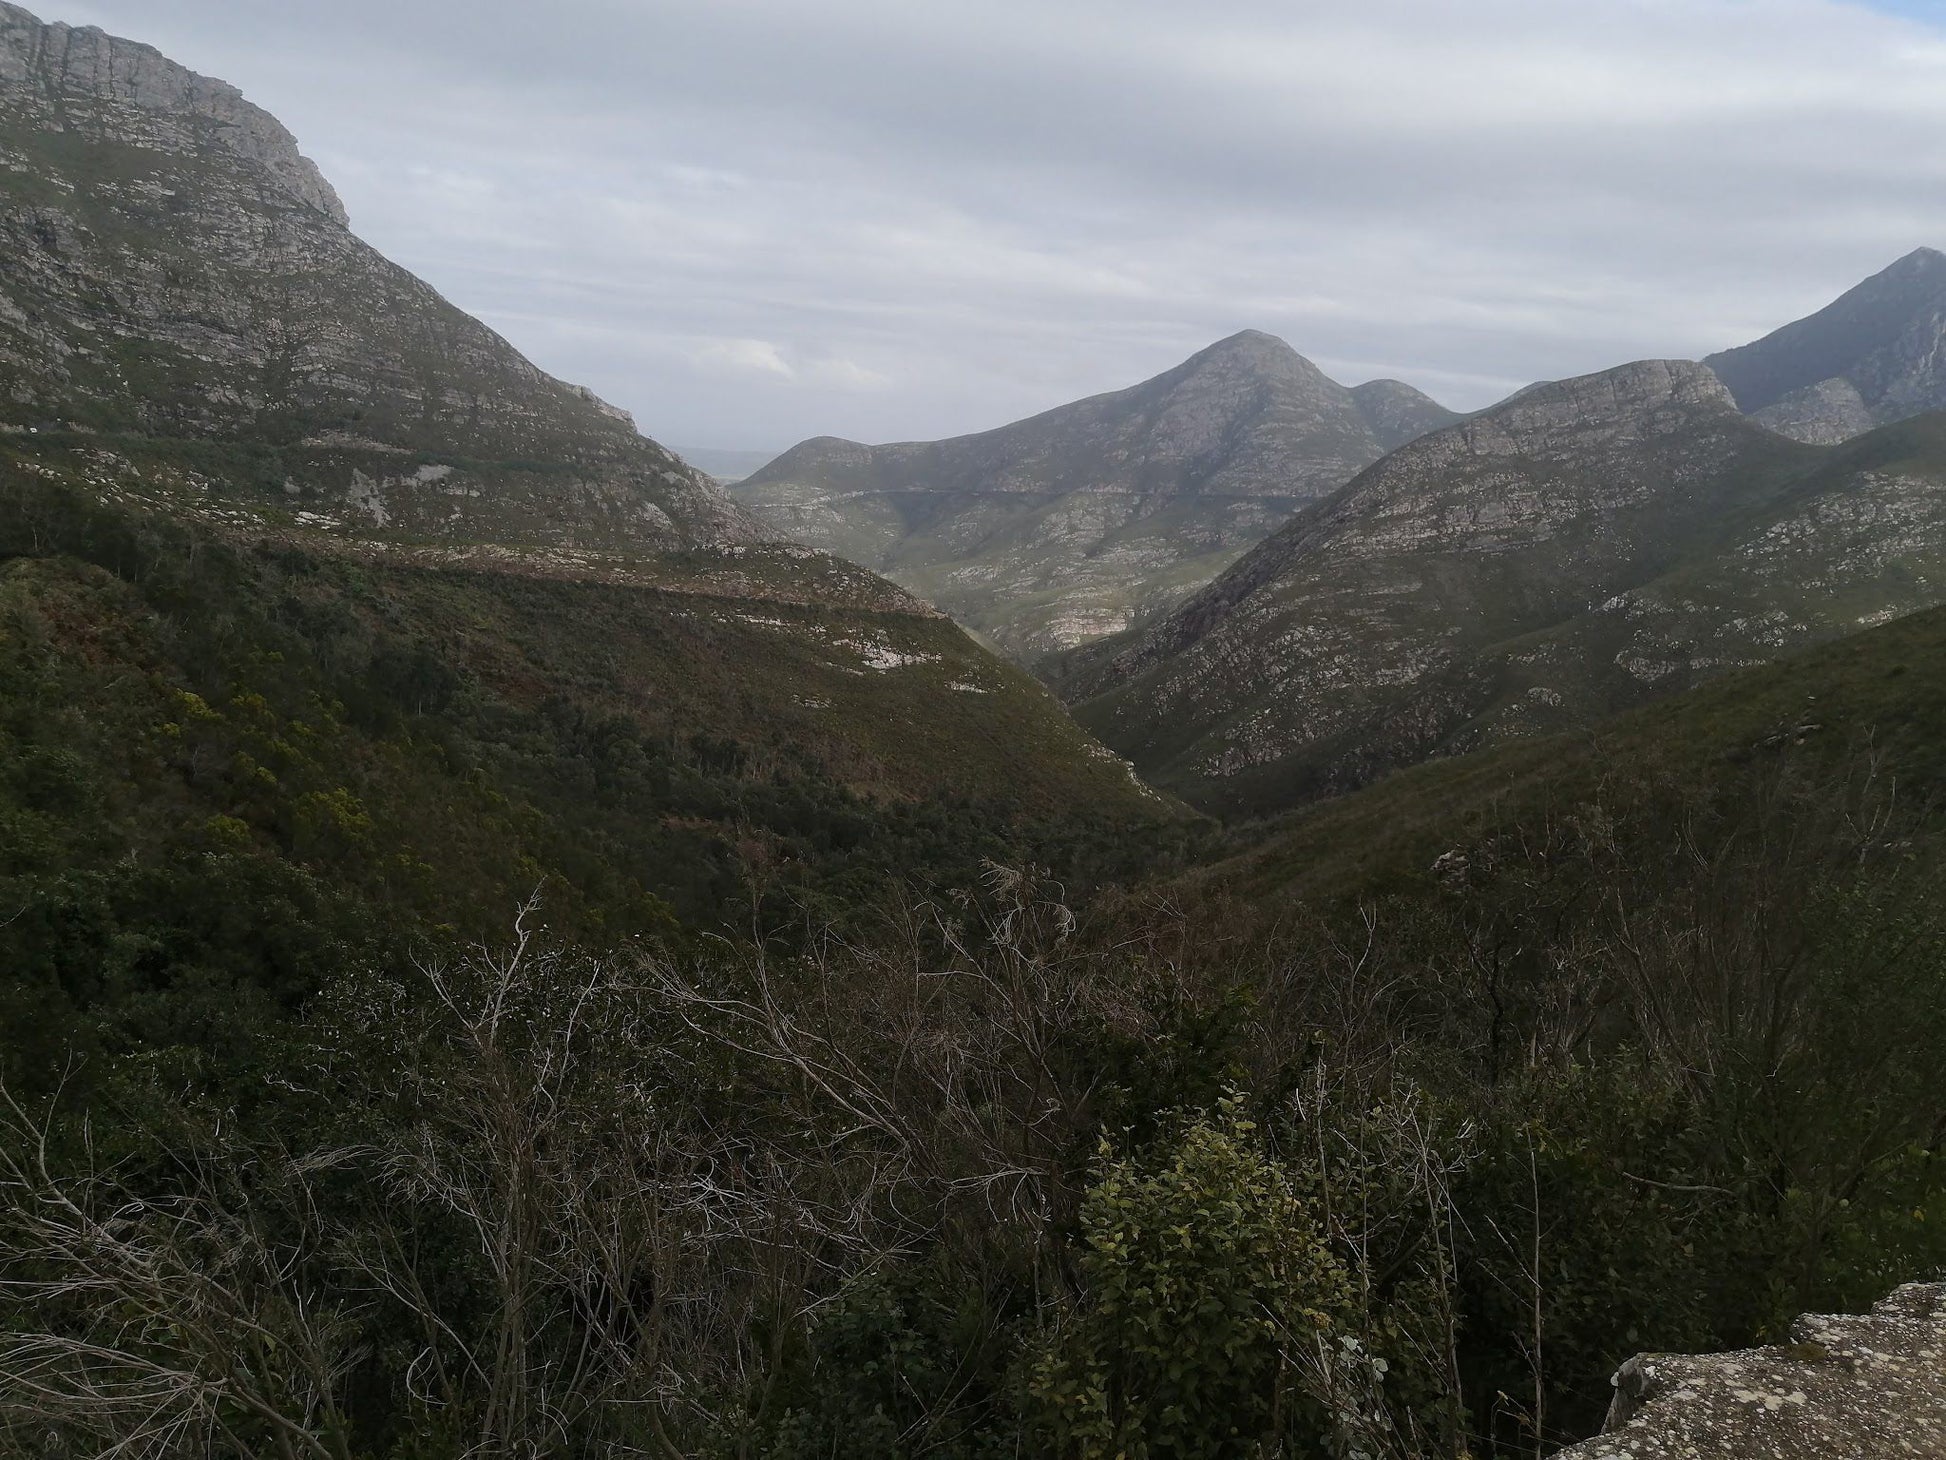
0;1;755;551
732;331;1458;657
1706;247;1946;445
0;1;346;223
1054;359;1946;817
1559;1283;1946;1459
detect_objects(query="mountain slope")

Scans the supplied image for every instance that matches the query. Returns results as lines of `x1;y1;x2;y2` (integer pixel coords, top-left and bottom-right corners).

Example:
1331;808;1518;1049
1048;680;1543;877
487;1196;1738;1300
1206;592;1946;906
1054;361;1946;816
0;454;1179;972
0;1;753;549
1704;247;1946;444
0;1;1187;977
732;331;1458;657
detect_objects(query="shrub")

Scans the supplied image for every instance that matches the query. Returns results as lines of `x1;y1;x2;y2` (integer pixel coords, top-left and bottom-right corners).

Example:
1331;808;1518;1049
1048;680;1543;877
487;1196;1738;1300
1028;1097;1350;1458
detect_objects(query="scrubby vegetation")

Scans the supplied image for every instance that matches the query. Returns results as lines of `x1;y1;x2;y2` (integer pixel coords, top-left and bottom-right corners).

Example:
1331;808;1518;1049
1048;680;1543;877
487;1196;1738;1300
0;466;1191;1109
2;459;1945;1459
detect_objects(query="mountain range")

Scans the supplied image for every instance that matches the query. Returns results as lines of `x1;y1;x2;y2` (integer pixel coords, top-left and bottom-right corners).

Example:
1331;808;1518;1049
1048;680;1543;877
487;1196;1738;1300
730;331;1458;657
5;10;1946;1456
10;3;1946;839
1052;355;1946;814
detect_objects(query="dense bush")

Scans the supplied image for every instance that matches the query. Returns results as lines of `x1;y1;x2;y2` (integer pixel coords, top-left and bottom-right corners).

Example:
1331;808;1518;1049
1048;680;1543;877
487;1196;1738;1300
1026;1100;1351;1458
6;471;1946;1456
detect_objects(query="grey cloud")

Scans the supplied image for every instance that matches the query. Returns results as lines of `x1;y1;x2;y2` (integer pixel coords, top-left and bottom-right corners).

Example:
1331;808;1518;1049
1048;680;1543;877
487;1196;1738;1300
40;0;1946;447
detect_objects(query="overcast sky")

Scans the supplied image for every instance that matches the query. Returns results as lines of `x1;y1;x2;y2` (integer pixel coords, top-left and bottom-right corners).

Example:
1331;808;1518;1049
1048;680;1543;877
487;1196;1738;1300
41;0;1946;451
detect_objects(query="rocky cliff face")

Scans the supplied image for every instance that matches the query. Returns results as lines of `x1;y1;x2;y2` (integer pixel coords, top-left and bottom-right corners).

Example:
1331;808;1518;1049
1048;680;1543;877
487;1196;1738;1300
732;331;1458;658
1705;247;1946;444
0;1;754;551
0;5;1189;834
0;2;345;223
1559;1284;1946;1460
1055;360;1946;815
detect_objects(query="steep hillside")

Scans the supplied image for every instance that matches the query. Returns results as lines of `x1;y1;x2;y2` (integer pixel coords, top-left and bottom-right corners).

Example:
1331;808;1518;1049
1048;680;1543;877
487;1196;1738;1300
0;1;1187;1029
0;1;753;549
732;331;1457;657
1055;362;1946;816
1705;247;1946;443
1207;594;1946;903
0;449;1178;1051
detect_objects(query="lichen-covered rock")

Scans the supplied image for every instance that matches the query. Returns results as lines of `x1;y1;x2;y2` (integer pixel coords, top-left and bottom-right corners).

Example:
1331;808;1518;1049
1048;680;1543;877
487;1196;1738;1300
1558;1283;1946;1459
0;1;755;551
732;331;1459;658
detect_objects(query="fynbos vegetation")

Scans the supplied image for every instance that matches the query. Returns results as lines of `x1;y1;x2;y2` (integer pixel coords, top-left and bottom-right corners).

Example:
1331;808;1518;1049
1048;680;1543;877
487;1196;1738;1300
4;2;1946;1454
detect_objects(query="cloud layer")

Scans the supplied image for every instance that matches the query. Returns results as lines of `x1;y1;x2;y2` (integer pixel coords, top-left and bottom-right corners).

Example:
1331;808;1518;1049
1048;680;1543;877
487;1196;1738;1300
43;0;1946;450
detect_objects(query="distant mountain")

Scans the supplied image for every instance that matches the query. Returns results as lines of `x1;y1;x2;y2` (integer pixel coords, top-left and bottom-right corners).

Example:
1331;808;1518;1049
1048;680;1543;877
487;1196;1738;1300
0;1;753;550
1705;247;1946;444
1055;359;1946;815
730;331;1459;657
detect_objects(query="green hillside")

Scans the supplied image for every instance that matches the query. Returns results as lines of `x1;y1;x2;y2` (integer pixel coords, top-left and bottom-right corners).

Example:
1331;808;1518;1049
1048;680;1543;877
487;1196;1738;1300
3;11;1944;1460
0;448;1184;1094
1206;593;1946;904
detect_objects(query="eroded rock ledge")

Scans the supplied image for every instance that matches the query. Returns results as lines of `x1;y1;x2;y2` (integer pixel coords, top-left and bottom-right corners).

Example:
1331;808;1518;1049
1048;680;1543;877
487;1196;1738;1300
1559;1283;1946;1458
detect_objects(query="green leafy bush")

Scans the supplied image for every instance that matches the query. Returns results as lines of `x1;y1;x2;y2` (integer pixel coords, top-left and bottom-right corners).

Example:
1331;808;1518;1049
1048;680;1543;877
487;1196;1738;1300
1028;1098;1349;1458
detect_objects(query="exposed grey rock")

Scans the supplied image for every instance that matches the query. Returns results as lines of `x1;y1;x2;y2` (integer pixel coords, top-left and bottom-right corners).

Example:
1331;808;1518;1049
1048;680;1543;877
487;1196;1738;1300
1705;247;1946;444
1752;375;1876;444
1350;376;1464;450
0;0;345;224
1053;358;1946;815
0;1;755;551
1558;1283;1946;1460
732;330;1459;657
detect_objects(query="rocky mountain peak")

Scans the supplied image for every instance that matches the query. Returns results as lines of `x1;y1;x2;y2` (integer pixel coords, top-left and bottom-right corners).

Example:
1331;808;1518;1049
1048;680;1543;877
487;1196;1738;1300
1704;248;1946;442
1053;353;1815;813
1168;329;1334;393
1190;328;1306;365
0;2;756;550
1885;244;1946;277
734;333;1456;657
0;1;346;224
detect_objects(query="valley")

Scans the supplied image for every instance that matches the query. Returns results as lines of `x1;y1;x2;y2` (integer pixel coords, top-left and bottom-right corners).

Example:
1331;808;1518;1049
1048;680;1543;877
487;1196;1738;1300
1;4;1943;1458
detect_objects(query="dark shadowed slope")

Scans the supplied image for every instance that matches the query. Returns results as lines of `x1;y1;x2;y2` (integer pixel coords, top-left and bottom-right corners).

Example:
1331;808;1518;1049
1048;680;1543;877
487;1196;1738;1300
1208;592;1946;905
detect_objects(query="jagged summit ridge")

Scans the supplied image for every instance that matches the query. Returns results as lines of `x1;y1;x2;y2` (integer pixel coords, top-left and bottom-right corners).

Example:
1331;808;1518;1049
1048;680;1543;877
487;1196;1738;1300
1482;357;1734;432
0;1;345;224
731;331;1460;656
